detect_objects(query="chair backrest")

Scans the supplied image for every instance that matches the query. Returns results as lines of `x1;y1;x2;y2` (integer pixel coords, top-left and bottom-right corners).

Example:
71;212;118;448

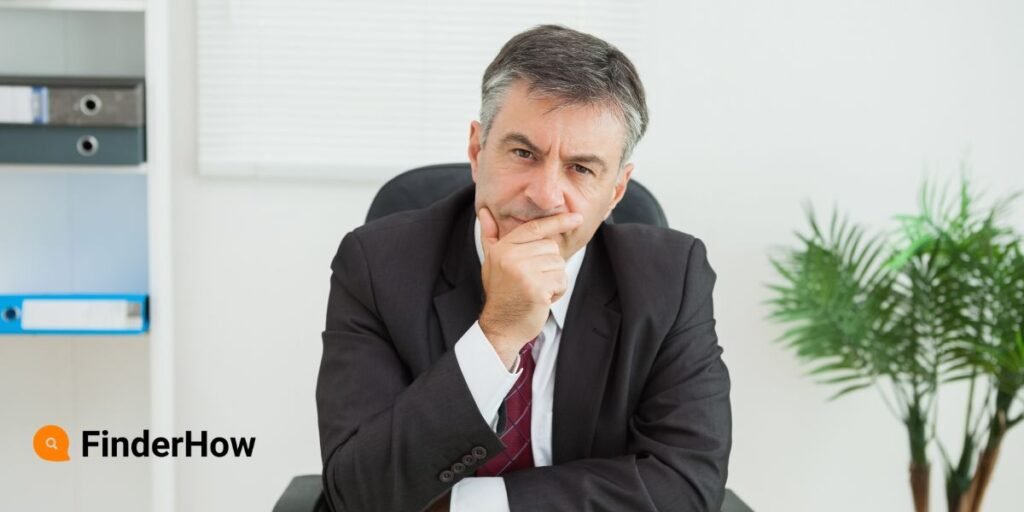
366;163;668;227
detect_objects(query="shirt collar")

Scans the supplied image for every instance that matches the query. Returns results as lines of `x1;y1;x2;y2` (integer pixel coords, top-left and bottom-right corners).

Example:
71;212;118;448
474;215;586;330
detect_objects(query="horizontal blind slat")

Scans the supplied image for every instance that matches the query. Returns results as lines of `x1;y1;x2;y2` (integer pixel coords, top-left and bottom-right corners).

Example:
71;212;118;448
197;0;645;179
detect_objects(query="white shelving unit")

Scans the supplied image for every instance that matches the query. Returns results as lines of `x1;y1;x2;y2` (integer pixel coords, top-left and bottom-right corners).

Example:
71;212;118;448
0;2;174;510
0;0;144;11
143;0;175;510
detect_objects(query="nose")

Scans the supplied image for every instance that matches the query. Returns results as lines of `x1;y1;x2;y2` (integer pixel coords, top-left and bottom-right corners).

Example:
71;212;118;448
524;161;565;212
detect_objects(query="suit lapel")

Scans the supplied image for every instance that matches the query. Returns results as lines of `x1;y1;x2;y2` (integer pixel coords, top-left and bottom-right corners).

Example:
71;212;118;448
433;206;484;353
552;227;620;464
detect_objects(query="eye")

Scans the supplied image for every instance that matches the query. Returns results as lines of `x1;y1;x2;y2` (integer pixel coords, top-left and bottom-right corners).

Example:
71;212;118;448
513;148;533;159
572;164;594;176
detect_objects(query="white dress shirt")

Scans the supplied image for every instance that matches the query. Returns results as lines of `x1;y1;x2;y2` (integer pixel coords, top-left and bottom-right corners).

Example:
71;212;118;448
449;215;587;512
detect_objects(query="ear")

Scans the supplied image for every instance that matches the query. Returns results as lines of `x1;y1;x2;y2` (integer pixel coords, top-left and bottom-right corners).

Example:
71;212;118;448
468;121;482;183
604;163;634;219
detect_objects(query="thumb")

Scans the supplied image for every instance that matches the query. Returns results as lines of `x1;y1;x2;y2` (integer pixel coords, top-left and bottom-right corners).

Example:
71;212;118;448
478;207;500;252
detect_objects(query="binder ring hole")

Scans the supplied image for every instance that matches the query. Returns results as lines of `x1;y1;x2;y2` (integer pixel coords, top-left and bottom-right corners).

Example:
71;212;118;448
77;135;99;157
80;94;102;116
2;306;19;322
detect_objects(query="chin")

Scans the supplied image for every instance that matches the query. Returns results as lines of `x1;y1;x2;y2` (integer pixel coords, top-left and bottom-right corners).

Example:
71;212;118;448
501;217;526;234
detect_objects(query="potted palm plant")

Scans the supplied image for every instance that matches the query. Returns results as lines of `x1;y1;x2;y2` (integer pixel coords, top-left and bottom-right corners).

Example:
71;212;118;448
766;176;1023;512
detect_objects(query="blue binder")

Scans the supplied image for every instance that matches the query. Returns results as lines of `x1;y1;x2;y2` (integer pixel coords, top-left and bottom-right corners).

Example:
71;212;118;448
0;294;148;335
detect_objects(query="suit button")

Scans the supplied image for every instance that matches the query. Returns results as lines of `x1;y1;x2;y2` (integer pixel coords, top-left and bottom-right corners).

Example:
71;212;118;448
452;462;466;474
461;454;476;466
471;446;487;460
438;469;455;483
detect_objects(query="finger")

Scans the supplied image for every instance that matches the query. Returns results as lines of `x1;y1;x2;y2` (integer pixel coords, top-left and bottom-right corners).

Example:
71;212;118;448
505;212;583;244
504;237;561;259
542;269;569;302
518;253;567;274
478;207;500;252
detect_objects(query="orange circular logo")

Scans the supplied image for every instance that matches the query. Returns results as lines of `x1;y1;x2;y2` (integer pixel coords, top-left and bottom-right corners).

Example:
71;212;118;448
34;425;70;462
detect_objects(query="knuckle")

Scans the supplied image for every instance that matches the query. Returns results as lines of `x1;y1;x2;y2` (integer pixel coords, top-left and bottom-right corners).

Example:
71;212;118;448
497;257;514;272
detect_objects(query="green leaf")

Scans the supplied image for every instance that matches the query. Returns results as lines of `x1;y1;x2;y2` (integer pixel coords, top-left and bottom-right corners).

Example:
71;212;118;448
828;381;875;401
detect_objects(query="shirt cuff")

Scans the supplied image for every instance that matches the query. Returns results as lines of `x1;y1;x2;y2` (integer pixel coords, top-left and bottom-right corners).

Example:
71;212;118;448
454;320;522;431
450;477;511;512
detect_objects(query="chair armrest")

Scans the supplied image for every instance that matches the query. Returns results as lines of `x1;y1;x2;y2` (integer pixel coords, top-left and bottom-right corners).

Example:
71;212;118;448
722;488;754;512
273;475;327;512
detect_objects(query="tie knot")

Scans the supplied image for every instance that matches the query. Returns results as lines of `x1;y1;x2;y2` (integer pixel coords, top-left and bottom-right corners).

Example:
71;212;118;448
520;337;538;357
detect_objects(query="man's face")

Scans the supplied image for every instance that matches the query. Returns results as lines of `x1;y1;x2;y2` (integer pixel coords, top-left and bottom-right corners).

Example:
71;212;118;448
468;79;634;259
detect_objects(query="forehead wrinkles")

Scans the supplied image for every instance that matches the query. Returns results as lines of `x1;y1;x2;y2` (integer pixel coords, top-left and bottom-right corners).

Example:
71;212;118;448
524;105;624;161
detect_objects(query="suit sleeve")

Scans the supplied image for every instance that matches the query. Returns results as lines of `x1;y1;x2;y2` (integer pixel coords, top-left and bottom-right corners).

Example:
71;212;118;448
502;238;732;512
316;231;507;512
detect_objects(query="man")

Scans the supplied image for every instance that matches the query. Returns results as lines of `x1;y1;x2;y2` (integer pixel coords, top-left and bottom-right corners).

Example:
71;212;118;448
317;25;731;512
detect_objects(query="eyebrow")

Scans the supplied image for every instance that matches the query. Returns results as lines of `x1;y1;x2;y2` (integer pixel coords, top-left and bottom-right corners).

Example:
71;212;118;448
499;131;608;174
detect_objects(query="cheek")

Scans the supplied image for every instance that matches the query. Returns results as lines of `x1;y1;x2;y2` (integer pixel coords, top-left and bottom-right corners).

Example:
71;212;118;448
569;174;614;203
492;177;536;210
477;172;513;202
565;186;608;219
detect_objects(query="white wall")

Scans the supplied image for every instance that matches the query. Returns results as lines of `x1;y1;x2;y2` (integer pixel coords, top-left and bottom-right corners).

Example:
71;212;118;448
166;1;1024;511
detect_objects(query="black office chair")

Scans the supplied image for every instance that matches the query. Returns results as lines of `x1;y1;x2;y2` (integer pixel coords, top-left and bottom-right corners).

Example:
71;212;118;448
275;163;752;512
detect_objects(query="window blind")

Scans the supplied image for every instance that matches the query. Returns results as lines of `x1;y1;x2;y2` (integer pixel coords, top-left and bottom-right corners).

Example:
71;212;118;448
196;0;647;180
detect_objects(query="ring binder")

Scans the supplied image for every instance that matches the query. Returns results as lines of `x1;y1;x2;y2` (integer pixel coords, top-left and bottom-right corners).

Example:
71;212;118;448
0;76;146;165
0;124;145;165
0;76;144;127
0;294;148;335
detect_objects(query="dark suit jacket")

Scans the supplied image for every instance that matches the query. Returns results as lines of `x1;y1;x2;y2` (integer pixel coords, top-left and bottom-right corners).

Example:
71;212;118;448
316;184;732;512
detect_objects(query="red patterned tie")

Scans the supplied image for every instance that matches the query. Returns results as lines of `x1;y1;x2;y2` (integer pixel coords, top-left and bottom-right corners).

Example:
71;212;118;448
475;337;538;476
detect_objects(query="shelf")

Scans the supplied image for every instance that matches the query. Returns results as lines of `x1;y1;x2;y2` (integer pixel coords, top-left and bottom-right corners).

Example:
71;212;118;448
0;332;149;341
0;0;145;12
0;162;148;174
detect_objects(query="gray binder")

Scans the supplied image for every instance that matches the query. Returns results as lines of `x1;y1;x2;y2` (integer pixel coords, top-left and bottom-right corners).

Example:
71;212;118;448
0;76;144;127
48;84;144;126
0;124;145;165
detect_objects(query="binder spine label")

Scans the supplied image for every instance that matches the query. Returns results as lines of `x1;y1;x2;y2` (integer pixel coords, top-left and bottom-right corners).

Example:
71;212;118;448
32;86;49;124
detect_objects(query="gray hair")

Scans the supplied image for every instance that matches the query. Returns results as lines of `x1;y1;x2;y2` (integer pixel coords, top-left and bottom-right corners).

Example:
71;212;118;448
479;24;649;169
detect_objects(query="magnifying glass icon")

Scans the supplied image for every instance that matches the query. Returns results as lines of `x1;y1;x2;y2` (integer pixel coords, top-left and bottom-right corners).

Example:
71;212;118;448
45;437;58;450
